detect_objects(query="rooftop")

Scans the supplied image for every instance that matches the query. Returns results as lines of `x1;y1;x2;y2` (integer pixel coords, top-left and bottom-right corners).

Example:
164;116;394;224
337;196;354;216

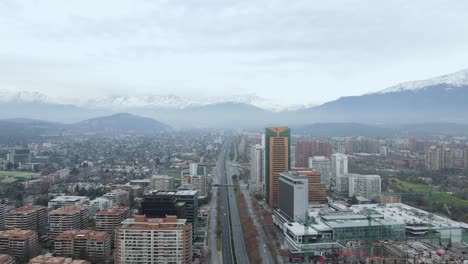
50;206;87;215
55;230;109;241
285;222;318;236
50;196;88;202
350;203;468;229
96;206;129;216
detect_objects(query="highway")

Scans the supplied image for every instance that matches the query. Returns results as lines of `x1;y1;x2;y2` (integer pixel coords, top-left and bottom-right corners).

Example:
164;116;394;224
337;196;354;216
214;137;249;264
218;141;234;264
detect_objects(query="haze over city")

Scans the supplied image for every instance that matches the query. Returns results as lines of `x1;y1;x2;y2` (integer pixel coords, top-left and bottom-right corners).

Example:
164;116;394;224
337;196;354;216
1;1;468;264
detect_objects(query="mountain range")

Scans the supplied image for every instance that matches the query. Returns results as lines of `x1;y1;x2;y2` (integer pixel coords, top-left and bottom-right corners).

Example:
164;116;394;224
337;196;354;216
1;69;468;128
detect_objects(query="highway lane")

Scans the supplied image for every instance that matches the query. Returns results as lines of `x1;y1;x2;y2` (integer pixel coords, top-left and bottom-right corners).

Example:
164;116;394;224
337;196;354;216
218;142;234;264
208;159;219;263
225;160;249;264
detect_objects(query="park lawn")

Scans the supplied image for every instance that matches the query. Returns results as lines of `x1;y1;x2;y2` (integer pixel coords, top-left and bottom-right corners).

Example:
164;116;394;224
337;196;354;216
394;179;468;207
0;171;41;184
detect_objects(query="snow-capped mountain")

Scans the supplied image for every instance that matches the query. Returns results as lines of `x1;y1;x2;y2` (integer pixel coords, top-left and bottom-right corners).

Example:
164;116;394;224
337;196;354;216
377;69;468;94
84;94;197;110
0;89;53;103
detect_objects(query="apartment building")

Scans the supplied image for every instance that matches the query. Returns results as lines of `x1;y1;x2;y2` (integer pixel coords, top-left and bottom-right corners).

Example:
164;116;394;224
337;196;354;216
95;206;130;241
0;254;15;264
49;206;89;238
103;189;129;206
115;215;192;264
28;254;90;264
6;205;47;236
55;230;111;264
0;229;39;262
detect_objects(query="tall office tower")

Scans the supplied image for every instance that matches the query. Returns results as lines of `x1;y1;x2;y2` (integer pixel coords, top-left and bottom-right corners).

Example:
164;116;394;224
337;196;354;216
95;207;130;242
7;148;31;165
5;205;47;236
308;156;331;186
49;206;89;238
0;254;14;264
141;190;198;239
189;163;198;176
265;127;290;208
0;229;39;262
331;153;348;186
54;230;111;264
277;172;308;222
348;174;381;199
28;254;90;264
150;175;176;191
0;204;6;230
292;168;327;204
295;141;316;168
115;215;192;264
103;189;130;206
250;144;264;195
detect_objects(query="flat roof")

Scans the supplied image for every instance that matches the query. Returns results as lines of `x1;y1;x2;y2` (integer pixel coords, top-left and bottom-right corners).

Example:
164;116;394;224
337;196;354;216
285;222;319;236
350;203;468;230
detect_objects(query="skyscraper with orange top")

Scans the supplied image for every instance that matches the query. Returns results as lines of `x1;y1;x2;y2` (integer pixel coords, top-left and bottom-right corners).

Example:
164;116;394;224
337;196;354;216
265;127;290;207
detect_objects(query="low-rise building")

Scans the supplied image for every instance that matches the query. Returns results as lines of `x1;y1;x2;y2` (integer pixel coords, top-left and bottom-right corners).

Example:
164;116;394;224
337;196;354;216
48;196;89;209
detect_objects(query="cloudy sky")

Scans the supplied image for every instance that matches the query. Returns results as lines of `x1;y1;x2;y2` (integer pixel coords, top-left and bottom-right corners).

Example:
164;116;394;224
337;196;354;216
1;0;468;105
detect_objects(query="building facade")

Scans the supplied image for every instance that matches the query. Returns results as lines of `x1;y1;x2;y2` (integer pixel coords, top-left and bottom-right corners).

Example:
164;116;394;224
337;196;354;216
0;229;39;262
278;172;308;222
308;156;331;187
49;206;89;238
150;175;176;191
331;153;348;186
250;144;264;195
54;230;111;264
265;127;290;208
291;168;327;204
348;174;381;199
115;215;192;264
95;206;131;242
5;205;47;236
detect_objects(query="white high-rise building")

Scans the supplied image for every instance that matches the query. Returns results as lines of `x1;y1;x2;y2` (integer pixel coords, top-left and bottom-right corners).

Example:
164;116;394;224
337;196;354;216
250;144;264;195
278;172;308;222
290;145;296;168
189;163;198;176
331;153;348;186
348;174;381;199
308;156;331;187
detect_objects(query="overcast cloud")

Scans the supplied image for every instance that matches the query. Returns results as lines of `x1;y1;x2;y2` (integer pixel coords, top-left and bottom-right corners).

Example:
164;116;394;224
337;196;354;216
1;0;468;105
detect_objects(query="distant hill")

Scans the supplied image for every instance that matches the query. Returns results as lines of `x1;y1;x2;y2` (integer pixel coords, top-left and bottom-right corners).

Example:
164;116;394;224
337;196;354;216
301;69;468;124
70;113;171;134
1;69;468;127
